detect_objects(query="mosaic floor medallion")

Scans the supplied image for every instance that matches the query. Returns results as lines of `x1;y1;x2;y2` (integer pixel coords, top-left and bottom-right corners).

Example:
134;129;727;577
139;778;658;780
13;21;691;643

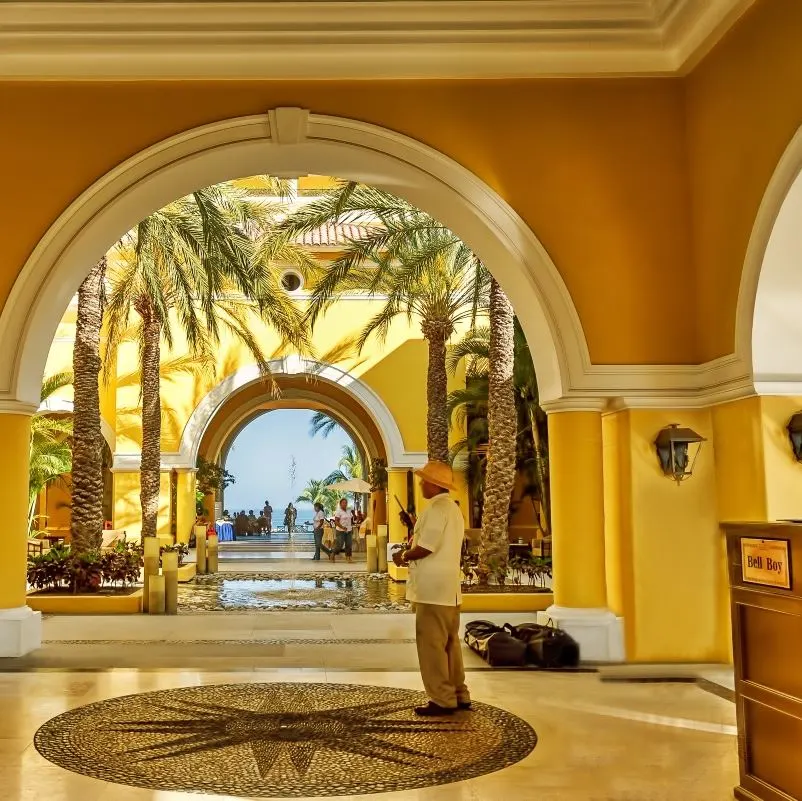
34;682;537;797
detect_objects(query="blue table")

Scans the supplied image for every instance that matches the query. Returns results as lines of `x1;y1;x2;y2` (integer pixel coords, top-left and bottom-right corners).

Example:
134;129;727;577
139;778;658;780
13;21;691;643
215;522;235;542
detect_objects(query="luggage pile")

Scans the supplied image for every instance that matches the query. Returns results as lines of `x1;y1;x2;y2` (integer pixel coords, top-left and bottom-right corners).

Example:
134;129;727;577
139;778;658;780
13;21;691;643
463;620;580;668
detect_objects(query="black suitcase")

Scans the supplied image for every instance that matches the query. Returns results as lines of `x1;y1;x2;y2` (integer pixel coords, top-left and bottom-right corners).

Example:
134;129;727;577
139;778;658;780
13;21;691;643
464;620;527;667
504;622;580;668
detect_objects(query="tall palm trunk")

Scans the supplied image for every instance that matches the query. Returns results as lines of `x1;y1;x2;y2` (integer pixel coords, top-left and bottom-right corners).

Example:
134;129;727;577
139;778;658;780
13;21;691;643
421;320;451;462
70;256;107;553
137;297;162;540
527;404;550;534
480;278;516;570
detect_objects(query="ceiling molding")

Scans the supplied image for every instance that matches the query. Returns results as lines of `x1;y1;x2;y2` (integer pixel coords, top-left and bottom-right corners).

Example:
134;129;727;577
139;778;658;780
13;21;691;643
0;0;756;80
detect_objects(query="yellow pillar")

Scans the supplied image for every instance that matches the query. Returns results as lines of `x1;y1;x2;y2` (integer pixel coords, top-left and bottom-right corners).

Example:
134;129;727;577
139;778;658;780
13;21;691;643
549;410;607;608
0;411;42;656
175;468;196;545
387;468;408;543
539;406;623;661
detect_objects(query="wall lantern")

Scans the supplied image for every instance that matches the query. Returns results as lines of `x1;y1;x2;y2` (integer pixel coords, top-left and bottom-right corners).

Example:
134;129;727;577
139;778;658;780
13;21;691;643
787;412;802;461
654;424;706;484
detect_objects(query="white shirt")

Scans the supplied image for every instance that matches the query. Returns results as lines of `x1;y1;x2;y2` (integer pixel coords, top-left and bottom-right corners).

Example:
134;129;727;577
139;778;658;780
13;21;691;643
405;493;463;607
313;510;326;530
334;508;353;532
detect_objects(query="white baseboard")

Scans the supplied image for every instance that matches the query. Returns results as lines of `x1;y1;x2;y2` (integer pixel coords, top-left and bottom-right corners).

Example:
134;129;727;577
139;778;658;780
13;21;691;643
0;606;42;657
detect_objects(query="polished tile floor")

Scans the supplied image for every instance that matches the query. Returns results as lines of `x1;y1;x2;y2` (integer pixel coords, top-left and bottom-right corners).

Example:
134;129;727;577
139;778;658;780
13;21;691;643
0;613;739;800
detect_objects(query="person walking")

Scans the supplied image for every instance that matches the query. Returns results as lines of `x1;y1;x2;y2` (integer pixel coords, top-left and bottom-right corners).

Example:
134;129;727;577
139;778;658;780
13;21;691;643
311;502;332;561
332;498;354;563
392;460;471;717
263;500;273;535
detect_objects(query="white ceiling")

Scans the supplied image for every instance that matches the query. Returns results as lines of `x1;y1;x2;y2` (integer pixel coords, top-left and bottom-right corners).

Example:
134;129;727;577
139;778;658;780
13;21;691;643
0;0;757;79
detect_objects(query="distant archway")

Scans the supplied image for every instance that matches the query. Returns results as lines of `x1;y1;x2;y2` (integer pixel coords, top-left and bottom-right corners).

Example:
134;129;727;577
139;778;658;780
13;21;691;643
184;357;416;469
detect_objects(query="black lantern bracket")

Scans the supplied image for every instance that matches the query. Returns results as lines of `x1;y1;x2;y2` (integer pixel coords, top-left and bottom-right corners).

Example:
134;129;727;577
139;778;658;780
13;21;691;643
654;424;706;484
787;412;802;461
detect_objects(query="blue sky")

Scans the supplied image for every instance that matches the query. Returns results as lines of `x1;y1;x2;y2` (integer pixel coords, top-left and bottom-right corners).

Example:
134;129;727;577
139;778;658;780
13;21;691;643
225;409;352;519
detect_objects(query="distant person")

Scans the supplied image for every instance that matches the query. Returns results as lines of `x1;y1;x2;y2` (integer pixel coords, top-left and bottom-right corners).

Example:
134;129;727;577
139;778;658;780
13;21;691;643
234;511;247;538
222;509;231;522
332;498;354;563
311;502;332;561
263;500;273;534
247;509;258;534
284;503;293;532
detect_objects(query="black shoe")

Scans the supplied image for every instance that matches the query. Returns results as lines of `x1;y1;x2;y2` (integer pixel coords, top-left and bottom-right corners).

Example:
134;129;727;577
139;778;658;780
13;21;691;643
457;701;472;711
414;702;456;717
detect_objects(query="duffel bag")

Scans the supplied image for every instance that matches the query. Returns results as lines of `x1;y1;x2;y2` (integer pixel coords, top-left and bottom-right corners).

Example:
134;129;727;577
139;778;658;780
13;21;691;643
504;622;580;668
464;621;527;667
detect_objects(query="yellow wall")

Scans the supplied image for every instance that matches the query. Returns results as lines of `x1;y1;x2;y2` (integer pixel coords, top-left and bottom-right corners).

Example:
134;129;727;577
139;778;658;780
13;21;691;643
759;396;802;522
604;409;729;662
113;470;171;540
686;0;802;360
1;78;698;366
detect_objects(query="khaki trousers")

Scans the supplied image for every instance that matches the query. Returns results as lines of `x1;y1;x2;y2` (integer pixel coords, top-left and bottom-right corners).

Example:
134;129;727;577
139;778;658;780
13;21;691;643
414;602;470;708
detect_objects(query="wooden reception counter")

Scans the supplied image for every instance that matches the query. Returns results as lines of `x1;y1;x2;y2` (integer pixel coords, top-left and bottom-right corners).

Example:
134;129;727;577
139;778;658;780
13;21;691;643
723;522;802;801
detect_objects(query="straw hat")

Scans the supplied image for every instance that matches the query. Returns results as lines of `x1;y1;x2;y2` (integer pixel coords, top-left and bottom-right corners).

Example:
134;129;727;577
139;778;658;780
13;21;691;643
414;460;456;491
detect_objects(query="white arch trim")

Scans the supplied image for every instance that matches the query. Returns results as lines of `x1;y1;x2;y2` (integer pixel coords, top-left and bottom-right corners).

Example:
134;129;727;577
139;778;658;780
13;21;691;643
738;124;802;395
180;357;425;470
0;108;583;411
2;107;757;412
210;396;378;470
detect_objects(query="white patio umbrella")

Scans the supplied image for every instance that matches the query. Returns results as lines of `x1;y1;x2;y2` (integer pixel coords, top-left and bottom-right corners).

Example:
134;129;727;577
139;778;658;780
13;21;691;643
326;477;372;494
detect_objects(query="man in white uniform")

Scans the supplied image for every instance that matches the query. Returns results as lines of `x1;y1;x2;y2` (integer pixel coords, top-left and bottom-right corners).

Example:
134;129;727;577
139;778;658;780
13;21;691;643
393;460;470;717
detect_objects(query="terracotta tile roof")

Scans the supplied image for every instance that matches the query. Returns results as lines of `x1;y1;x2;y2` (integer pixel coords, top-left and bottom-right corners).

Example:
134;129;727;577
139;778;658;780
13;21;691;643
296;223;376;247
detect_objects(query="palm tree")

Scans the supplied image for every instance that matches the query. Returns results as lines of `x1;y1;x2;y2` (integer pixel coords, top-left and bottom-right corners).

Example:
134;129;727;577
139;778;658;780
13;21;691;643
296;478;339;515
104;182;309;539
323;443;365;484
309;411;339;439
70;256;106;554
480;277;517;569
448;317;550;534
278;182;488;462
29;372;74;534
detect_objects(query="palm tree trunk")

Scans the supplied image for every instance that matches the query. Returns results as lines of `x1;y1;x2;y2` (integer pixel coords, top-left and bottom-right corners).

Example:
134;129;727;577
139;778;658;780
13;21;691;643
70;256;106;553
421;321;451;463
480;278;516;571
138;298;162;540
527;404;550;535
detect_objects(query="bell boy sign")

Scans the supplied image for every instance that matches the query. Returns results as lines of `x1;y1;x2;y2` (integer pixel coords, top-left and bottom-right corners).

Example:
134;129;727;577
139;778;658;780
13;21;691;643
741;538;792;590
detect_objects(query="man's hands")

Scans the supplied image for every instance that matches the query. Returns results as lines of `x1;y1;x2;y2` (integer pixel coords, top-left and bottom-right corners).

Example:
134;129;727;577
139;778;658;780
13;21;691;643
399;509;416;529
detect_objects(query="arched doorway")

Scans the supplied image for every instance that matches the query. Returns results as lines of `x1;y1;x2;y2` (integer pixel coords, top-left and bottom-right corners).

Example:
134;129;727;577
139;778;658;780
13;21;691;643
0;109;583;412
0;109;589;656
726;123;802;524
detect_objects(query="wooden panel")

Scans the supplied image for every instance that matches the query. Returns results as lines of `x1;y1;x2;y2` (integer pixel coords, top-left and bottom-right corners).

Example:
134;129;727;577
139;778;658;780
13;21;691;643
740;604;802;699
723;522;802;801
745;699;802;800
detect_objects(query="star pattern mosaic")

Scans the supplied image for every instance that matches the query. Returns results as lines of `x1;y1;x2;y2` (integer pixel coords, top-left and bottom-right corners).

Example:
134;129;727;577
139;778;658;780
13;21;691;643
34;682;537;797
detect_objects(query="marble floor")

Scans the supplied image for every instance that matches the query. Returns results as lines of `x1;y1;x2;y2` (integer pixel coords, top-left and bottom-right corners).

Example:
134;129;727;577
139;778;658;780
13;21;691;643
0;611;738;800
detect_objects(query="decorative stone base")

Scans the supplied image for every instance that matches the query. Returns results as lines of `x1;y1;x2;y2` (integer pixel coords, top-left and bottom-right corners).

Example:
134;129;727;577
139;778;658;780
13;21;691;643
387;563;408;582
538;605;625;662
27;590;143;616
461;591;553;613
0;605;42;657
